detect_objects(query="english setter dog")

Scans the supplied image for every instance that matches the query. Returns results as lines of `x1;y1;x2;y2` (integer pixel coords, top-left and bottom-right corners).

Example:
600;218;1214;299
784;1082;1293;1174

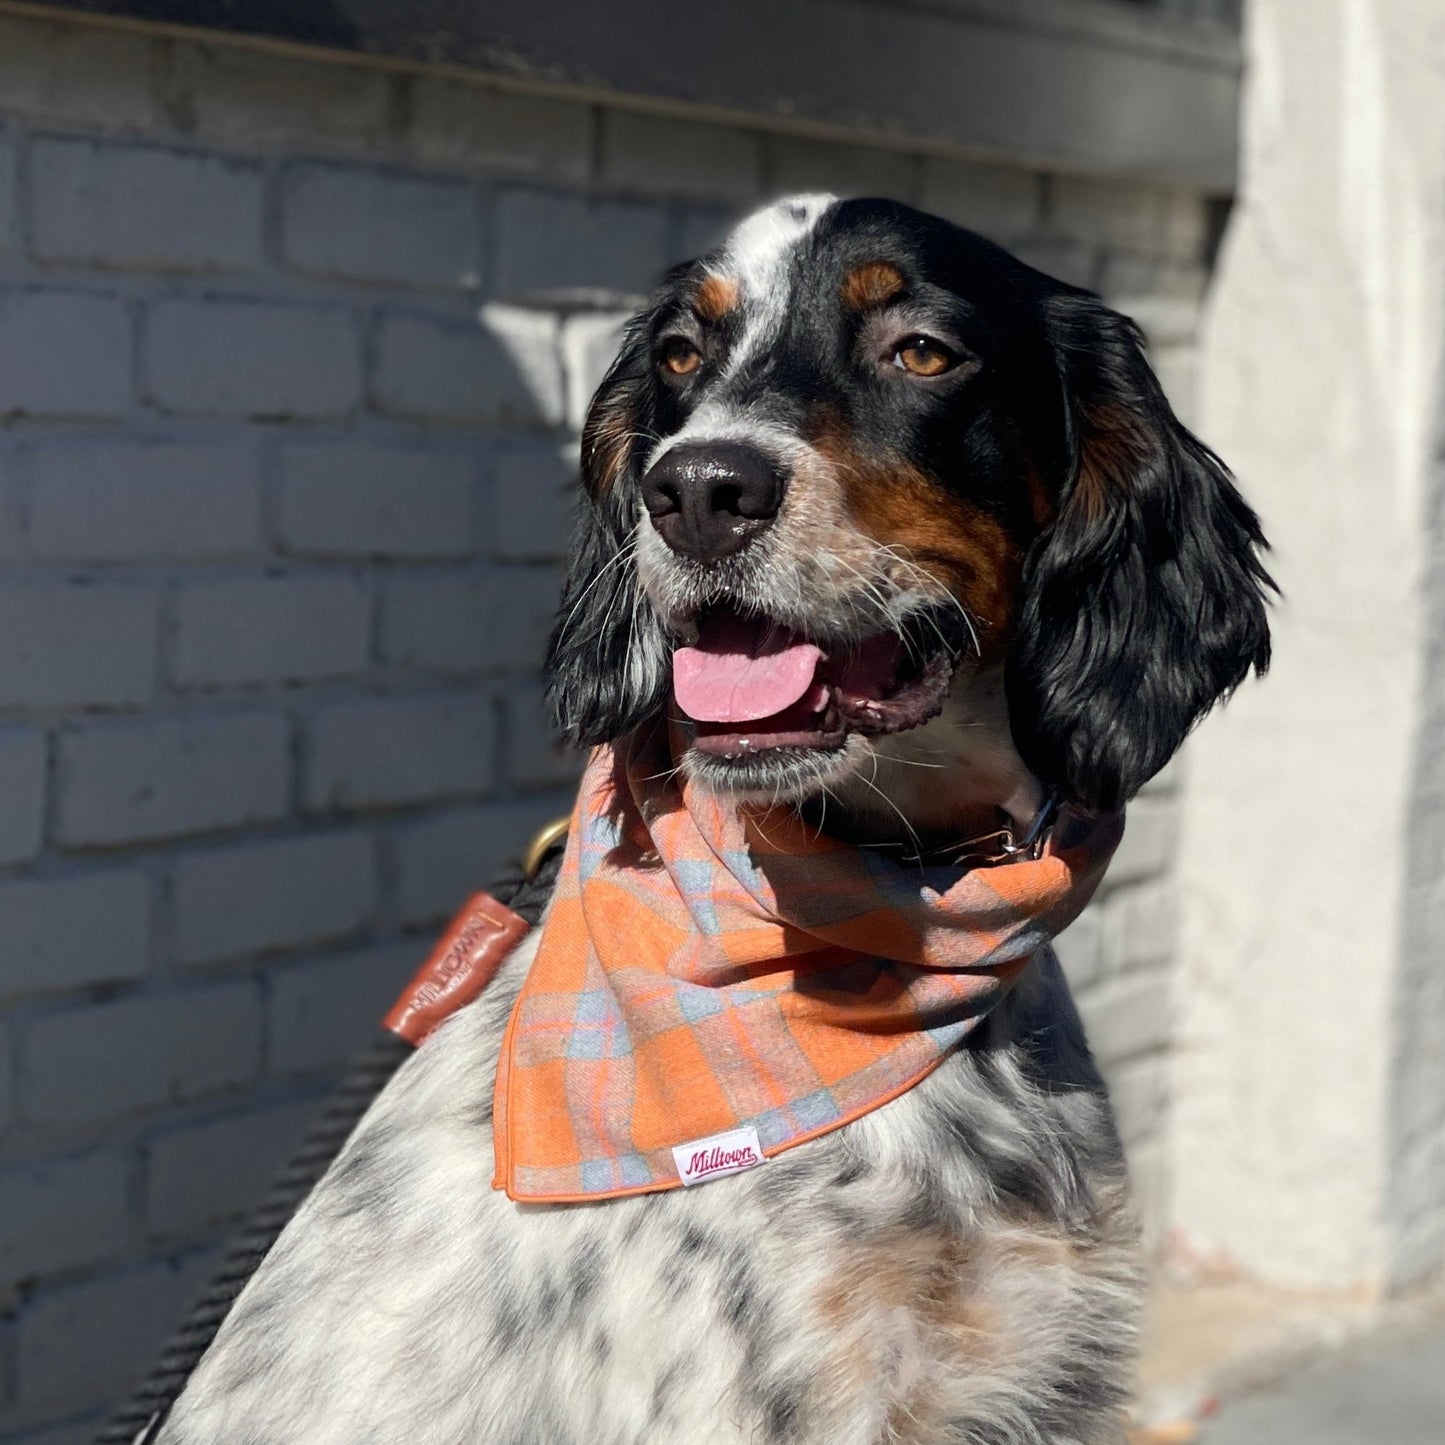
155;195;1270;1445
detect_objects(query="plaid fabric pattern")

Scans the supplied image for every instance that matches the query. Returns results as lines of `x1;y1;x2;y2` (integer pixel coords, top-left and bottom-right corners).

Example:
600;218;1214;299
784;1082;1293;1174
492;723;1122;1202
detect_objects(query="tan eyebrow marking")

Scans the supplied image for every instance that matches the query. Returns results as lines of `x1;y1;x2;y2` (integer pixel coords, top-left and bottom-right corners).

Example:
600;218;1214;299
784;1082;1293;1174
694;273;741;323
841;261;906;312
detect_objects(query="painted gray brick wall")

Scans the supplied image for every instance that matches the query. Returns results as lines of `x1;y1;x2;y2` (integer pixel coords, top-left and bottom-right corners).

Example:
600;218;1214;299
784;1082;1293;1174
0;10;1215;1441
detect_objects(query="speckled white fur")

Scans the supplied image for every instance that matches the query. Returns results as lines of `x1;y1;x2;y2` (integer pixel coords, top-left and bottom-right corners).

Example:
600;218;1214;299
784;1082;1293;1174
160;923;1139;1445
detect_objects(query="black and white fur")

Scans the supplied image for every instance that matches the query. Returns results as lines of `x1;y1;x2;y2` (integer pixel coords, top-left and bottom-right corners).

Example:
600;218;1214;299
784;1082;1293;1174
158;196;1271;1445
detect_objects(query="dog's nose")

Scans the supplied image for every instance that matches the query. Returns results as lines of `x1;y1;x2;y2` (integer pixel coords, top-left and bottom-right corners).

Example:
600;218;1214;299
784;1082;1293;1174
640;443;786;562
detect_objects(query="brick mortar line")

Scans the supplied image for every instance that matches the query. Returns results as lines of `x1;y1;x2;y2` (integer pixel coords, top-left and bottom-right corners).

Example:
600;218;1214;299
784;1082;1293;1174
0;783;580;876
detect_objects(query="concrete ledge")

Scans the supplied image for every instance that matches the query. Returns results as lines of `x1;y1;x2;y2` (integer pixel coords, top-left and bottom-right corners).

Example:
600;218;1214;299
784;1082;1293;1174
12;0;1241;189
1132;1277;1445;1438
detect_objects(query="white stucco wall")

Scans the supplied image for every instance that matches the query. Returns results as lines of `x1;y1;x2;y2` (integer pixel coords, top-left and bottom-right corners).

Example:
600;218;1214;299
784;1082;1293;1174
1173;0;1445;1292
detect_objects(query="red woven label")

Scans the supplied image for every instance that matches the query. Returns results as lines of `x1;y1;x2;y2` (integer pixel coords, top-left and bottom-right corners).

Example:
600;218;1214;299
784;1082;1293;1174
384;893;531;1046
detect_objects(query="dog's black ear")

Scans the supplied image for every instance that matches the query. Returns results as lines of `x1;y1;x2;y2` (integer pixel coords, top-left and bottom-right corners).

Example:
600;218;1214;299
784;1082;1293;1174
545;308;672;745
1006;291;1273;813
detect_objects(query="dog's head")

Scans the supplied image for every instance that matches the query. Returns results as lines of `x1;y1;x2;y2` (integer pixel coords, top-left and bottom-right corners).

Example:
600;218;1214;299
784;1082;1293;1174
546;196;1271;822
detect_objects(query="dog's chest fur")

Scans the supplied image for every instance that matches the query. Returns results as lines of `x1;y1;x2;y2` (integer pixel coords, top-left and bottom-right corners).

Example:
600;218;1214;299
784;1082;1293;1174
160;924;1139;1445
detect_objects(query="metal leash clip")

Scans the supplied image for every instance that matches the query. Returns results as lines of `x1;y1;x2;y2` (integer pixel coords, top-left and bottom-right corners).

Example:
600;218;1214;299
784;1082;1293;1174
521;816;571;881
934;794;1061;871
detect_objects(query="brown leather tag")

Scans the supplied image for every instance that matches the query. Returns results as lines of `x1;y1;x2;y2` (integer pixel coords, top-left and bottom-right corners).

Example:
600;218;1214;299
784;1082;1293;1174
384;892;531;1047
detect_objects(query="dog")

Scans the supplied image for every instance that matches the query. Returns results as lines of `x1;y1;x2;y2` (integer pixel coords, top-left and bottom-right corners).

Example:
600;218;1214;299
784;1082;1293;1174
155;195;1271;1444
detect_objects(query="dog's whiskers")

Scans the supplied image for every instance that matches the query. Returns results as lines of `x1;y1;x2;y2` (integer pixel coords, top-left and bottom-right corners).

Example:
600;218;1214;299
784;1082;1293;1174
855;752;924;856
591;541;647;655
873;544;984;662
554;534;640;647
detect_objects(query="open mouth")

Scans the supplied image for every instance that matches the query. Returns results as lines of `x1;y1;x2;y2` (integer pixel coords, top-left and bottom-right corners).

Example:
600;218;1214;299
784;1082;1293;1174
671;605;955;760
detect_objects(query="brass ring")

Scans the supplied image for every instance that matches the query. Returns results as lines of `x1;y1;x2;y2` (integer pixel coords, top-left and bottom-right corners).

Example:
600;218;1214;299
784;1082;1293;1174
521;816;571;881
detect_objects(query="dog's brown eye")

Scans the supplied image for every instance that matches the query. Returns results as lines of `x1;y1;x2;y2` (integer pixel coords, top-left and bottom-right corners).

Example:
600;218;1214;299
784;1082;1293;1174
659;338;703;377
892;337;957;377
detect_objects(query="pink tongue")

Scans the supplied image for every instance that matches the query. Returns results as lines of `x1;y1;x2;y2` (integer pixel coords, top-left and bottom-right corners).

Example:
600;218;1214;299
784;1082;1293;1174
673;612;825;724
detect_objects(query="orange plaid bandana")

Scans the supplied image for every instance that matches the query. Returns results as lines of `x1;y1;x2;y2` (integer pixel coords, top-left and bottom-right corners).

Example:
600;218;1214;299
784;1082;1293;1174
493;725;1122;1202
